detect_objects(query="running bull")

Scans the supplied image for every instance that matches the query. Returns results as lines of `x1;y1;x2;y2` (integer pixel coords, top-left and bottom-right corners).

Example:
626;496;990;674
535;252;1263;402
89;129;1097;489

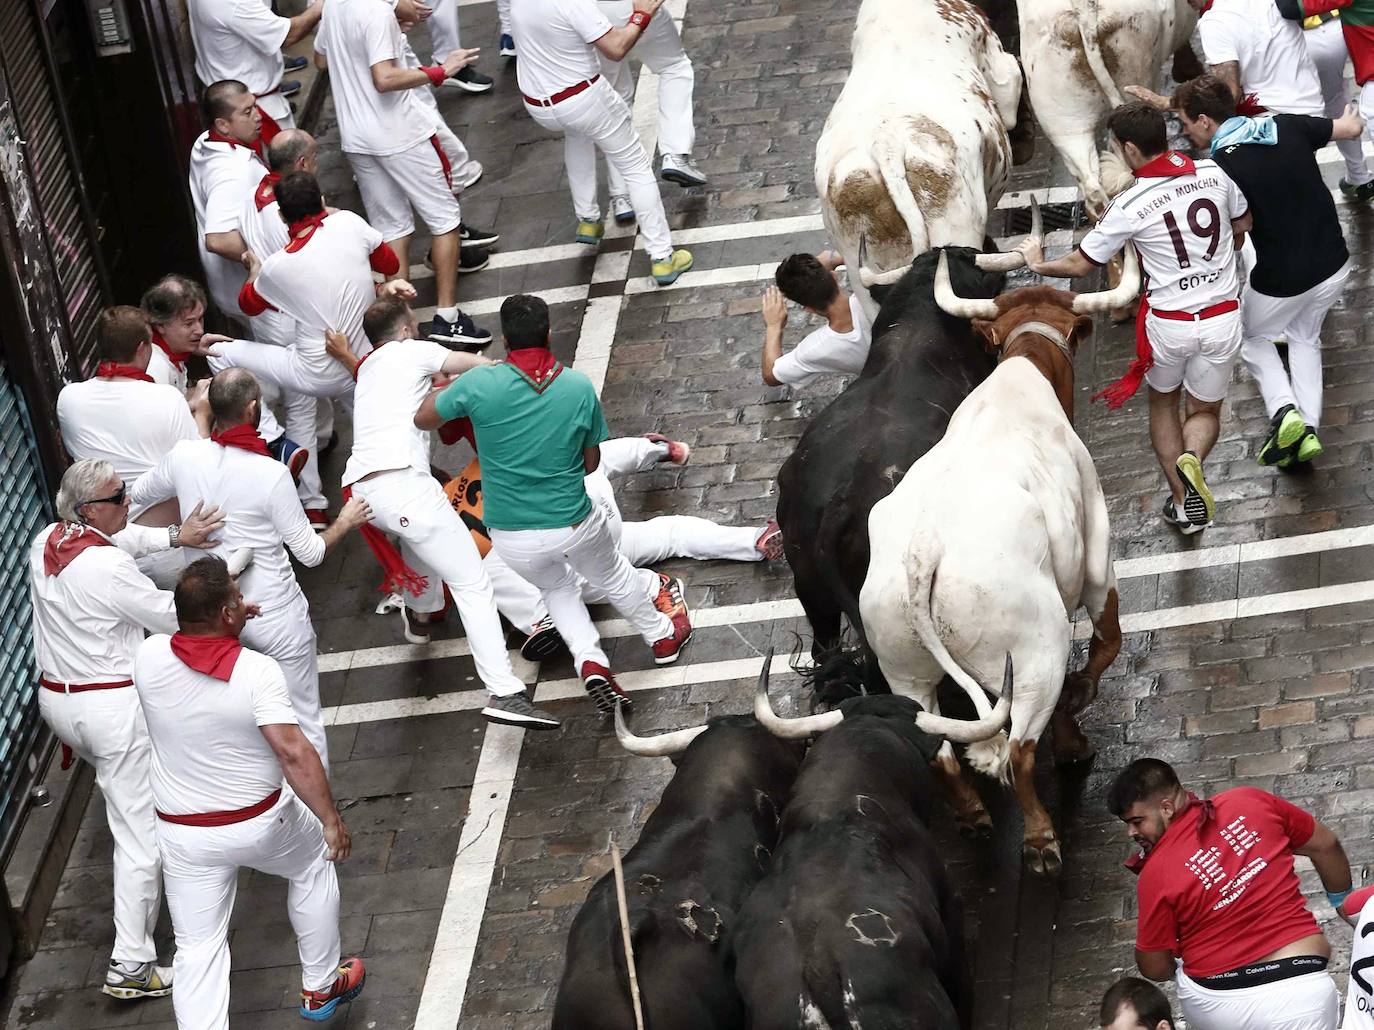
818;0;1023;318
552;702;804;1030
731;656;1011;1029
858;239;1135;874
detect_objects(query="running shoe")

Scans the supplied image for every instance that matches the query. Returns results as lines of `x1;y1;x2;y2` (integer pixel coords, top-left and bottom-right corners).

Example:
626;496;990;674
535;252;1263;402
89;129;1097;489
500;33;517;58
650;574;693;665
1257;404;1307;467
659;153;708;187
278;79;302;98
580;661;631;715
482;690;560;729
268;435;310;485
460;222;500;249
443;66;494;93
401;607;434;644
1340;178;1374;203
300;958;366;1021
1295;427;1324;464
576;219;605;245
520;615;565;662
428;311;493;350
644;432;691;465
1174;451;1214;527
102;960;173;1000
651;249;694;286
1161;498;1206;536
453;159;484;191
609;194;636;225
283;55;308;72
423;246;490;273
755;517;784;560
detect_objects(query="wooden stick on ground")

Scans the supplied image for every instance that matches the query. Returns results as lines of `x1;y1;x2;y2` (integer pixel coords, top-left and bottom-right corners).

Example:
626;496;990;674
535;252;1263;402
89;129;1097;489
611;842;645;1030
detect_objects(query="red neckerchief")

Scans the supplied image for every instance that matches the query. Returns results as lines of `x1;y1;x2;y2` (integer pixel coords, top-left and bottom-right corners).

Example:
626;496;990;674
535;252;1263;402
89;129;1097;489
254;172;281;212
284;211;330;253
169;632;243;681
43;523;112;577
211;424;271;457
1200;0;1213;10
506;348;564;394
205;129;265;163
1123;792;1215;875
151;331;187;370
351;338;384;382
95;362;153;383
1134;150;1196;178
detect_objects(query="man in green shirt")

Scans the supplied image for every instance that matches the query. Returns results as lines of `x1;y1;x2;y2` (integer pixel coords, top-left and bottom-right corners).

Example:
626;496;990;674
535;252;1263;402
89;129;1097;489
415;294;693;713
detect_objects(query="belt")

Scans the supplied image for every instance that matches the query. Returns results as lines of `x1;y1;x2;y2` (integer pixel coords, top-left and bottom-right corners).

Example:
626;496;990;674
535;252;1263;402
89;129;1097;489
39;676;133;694
1150;298;1239;322
523;75;600;108
1192;955;1328;991
157;788;283;827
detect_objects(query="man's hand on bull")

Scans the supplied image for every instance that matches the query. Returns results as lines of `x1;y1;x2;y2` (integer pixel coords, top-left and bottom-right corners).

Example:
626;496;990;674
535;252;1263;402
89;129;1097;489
762;286;788;328
815;248;843;271
1016;237;1045;270
1124;85;1172;111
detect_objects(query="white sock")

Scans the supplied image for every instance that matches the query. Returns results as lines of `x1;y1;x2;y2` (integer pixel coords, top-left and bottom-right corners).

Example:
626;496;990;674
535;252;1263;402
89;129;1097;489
434;306;459;322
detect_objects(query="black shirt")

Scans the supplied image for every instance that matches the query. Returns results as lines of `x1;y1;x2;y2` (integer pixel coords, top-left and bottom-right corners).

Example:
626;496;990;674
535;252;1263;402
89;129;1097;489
1211;115;1348;299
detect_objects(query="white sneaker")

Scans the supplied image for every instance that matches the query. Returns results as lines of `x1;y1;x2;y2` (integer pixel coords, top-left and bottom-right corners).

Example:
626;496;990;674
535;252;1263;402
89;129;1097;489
453;160;484;192
659;153;707;187
609;193;635;225
102;960;173;999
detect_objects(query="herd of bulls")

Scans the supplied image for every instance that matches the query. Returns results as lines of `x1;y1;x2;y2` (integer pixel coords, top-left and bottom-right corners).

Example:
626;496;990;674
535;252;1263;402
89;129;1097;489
549;0;1206;1021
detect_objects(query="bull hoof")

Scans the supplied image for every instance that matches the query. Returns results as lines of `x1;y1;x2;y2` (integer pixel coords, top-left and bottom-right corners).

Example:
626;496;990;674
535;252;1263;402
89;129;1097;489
1023;839;1063;877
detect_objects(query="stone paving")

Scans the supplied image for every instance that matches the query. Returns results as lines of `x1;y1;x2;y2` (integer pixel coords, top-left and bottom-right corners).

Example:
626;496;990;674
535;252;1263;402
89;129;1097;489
9;0;1374;1025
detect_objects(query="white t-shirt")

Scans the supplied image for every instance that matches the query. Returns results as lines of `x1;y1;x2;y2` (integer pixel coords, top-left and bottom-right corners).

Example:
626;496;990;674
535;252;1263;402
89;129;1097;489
342;339;453;485
135;636;296;815
1199;0;1324;116
237;167;299;347
512;0;612;100
772;295;873;388
57;378;199;517
1078;158;1248;313
128;438;325;614
189;132;264;315
315;0;432;156
188;0;289;96
254;210;382;368
146;343;190;394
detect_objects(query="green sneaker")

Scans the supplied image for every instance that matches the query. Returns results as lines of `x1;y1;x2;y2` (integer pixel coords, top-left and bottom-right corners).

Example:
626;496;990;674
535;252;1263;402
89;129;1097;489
1295;428;1324;464
1257;404;1306;466
575;219;604;245
651;248;693;286
1175;451;1214;528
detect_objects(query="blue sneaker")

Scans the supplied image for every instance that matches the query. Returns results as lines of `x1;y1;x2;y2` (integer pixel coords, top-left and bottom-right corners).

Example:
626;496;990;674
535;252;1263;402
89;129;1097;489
500;33;516;57
278;79;302;98
267;436;309;485
283;55;308;72
428;310;493;351
300;957;365;1021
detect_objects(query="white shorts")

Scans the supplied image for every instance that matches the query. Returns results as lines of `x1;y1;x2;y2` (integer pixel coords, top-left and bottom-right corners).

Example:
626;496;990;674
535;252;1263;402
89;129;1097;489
1144;307;1243;403
347;136;461;242
1177;968;1339;1030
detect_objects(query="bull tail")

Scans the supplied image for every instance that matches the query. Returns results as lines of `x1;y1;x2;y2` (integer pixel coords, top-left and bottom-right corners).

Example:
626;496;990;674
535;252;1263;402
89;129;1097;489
872;130;929;258
1076;0;1124;107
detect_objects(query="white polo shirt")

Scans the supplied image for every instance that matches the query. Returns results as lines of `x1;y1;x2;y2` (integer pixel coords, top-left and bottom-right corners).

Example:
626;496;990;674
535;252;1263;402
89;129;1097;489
253;210;383;371
146;340;190;394
512;0;612;99
135;636;296;815
128;438;325;614
342;339;453;486
1199;0;1324;116
315;0;432;157
237;168;299;347
57;378;199;518
188;0;289;98
772;295;873;388
29;524;178;682
189;132;265;315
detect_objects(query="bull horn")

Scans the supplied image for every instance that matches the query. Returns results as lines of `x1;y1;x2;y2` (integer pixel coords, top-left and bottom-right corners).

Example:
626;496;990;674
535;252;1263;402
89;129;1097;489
975;196;1042;272
933;250;1000;320
913;652;1015;743
614;704;709;758
1071;243;1140;314
754;651;844;739
857;233;913;289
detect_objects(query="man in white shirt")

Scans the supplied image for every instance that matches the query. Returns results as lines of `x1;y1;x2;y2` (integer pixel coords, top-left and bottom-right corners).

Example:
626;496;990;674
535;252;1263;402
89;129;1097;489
760;249;873;388
129;369;373;766
325;298;558;727
187;0;323;139
512;0;693;285
1018;102;1252;536
314;0;492;344
1302;15;1374;200
29;459;222;1002
136;556;365;1027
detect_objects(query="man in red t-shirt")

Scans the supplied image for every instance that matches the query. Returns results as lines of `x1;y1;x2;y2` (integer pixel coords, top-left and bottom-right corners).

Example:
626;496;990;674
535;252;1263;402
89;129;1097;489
1108;758;1352;1030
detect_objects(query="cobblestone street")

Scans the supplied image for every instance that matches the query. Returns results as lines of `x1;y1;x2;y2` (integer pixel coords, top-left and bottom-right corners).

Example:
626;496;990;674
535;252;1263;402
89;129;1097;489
8;0;1374;1025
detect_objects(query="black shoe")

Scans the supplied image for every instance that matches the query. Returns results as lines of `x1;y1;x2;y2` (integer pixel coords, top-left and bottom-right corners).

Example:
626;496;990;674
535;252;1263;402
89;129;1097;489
318;430;340;456
428;311;493;350
460;223;500;249
519;616;565;662
445;66;494;94
459;246;490;274
277;79;301;98
482;690;560;729
283;55;308;72
1340;178;1374;203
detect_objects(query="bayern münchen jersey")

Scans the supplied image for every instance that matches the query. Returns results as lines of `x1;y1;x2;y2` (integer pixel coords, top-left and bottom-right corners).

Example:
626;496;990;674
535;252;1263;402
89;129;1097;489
1344;890;1374;1030
1079;155;1249;313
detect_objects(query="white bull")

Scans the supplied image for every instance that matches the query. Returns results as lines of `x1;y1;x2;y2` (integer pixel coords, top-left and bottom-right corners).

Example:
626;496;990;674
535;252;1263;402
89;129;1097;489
1020;0;1197;213
816;0;1023;318
858;241;1135;875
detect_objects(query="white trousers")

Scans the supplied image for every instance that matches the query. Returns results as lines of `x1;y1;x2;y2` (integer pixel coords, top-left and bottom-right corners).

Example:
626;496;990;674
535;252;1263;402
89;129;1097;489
525;78;673;259
497;0;511;35
240;596;328;769
1308;21;1371;186
428;0;461;61
38;687;160;965
136;545;189;591
209;338;356;401
489;502;672;669
597;0;695;160
159;793;341;1030
1241;262;1351;424
351;468;525;697
1177;969;1339;1030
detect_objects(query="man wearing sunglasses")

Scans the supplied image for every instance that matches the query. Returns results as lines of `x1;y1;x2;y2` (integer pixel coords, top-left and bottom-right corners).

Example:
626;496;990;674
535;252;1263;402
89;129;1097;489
28;459;224;1003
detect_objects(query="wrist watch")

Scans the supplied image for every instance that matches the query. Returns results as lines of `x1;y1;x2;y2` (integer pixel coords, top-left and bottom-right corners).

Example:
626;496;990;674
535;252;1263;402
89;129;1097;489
168;523;182;548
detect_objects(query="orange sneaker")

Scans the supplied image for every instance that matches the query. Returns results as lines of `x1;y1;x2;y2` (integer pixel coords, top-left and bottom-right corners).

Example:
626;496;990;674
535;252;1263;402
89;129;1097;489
650;574;693;665
300;957;365;1021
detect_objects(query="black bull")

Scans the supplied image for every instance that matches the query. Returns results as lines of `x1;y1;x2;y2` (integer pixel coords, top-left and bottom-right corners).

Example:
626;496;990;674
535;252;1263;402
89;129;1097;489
552;717;803;1030
776;247;1003;681
734;694;973;1030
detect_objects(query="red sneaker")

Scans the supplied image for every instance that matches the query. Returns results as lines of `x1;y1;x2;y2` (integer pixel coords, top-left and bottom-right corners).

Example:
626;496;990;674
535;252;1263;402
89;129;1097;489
755;518;784;561
579;661;631;716
305;509;330;533
650;574;693;665
299;957;365;1021
644;432;691;466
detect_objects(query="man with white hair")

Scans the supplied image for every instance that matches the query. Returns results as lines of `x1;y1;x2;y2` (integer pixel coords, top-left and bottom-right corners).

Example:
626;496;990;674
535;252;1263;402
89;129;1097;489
130;370;372;766
29;459;222;1001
